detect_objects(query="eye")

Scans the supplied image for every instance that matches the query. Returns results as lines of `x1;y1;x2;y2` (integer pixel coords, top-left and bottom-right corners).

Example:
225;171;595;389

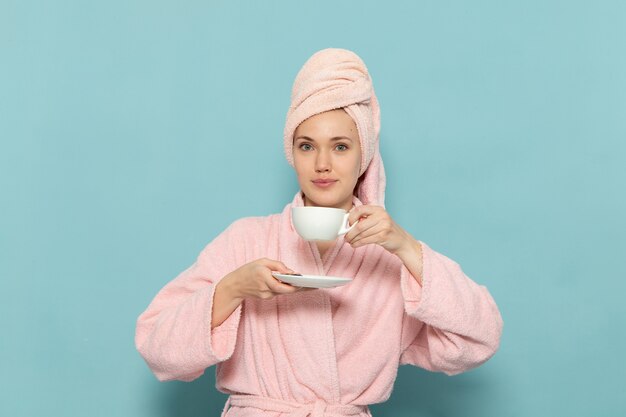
299;143;313;151
336;144;348;151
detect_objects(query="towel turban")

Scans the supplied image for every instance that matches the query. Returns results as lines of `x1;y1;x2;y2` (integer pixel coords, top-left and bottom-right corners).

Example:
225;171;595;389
283;48;386;207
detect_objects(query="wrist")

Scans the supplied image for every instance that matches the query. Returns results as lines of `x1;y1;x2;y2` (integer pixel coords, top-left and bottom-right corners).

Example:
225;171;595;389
395;235;422;265
219;272;244;301
394;231;416;257
396;237;424;286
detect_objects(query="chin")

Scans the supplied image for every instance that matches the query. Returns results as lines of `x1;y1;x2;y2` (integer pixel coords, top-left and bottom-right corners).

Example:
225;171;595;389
303;189;350;208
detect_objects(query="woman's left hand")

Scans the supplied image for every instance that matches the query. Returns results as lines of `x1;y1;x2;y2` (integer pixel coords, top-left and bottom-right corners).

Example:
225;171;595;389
344;205;412;255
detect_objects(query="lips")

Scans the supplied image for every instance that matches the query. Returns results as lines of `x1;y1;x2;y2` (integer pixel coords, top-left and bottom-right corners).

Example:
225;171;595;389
312;179;337;188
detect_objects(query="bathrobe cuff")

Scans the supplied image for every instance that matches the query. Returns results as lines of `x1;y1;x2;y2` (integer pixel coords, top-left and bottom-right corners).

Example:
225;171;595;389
399;240;426;315
400;240;467;321
207;283;242;362
399;239;503;348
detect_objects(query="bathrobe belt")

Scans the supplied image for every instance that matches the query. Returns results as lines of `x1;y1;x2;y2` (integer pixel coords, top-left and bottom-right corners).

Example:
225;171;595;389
221;394;371;417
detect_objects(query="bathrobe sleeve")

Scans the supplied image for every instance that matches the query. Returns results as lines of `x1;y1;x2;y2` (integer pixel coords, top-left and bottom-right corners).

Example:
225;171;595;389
135;220;246;382
398;241;503;376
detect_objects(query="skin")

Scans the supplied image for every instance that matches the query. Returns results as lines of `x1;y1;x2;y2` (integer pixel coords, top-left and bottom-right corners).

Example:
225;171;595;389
292;109;362;258
211;109;423;330
292;108;362;212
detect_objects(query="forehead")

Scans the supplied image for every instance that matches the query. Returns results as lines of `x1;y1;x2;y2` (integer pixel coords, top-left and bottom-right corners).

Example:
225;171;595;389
294;109;358;139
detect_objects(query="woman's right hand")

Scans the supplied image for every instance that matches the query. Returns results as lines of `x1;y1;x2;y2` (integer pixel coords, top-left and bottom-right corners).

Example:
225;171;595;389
224;258;315;301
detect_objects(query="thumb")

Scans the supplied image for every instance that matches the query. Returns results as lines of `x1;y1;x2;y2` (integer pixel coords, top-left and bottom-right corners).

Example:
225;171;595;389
262;258;295;274
348;206;360;226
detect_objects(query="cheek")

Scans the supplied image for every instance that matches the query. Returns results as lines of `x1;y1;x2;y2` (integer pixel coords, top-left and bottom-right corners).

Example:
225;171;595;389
292;152;301;169
292;156;307;180
352;154;362;176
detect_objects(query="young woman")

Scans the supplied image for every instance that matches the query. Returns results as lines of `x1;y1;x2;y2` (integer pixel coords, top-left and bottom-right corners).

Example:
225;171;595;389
135;48;503;417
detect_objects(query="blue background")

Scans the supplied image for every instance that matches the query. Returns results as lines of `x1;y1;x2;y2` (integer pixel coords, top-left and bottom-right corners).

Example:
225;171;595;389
1;1;625;416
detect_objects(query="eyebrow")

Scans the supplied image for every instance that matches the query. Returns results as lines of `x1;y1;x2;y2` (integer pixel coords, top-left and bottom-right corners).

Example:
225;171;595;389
294;136;353;142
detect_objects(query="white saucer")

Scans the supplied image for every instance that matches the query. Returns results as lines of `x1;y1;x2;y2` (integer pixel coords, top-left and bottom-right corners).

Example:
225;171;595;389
271;272;352;288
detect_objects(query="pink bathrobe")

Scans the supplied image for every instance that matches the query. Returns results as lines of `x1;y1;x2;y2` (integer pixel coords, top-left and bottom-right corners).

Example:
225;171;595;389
135;191;503;417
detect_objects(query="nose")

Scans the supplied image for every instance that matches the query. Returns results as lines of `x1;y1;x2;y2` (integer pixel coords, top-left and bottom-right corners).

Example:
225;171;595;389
315;149;331;173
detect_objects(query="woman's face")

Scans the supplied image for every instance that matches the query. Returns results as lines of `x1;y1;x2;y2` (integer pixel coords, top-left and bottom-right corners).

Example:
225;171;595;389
293;109;362;211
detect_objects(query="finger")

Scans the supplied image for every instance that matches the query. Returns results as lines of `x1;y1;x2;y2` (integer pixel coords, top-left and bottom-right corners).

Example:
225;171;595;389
266;273;299;294
348;205;380;226
351;224;386;246
351;232;384;248
348;206;362;226
345;216;379;242
259;258;295;274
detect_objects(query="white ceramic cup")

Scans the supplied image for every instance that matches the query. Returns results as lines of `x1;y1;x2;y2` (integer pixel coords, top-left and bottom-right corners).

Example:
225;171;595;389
291;206;358;241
